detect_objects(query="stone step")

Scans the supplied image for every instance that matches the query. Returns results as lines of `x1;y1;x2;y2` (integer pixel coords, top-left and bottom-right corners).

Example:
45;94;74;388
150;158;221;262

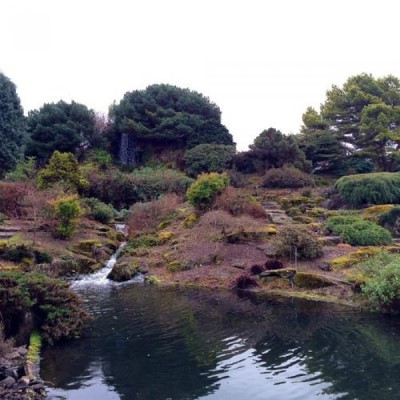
0;225;22;232
0;232;15;238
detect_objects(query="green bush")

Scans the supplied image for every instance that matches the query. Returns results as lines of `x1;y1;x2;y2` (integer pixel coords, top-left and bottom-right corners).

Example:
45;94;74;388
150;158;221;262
0;270;90;342
357;250;400;311
186;172;229;210
276;225;323;260
49;195;81;239
335;172;400;206
262;166;314;188
82;197;114;224
184;144;236;177
379;206;400;236
326;216;392;246
37;151;87;190
83;167;192;209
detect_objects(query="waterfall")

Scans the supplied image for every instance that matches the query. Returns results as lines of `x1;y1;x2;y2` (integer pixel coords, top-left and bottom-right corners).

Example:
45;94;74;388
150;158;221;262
119;133;136;166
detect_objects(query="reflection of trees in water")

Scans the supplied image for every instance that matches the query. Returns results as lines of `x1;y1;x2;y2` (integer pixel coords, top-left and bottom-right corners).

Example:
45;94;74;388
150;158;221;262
42;286;400;400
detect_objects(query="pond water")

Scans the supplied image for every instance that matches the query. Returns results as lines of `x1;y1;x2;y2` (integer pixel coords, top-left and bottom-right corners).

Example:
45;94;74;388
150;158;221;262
42;284;400;400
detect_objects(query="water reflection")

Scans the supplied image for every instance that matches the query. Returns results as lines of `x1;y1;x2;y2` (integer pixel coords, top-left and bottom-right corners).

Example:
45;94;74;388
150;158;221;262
42;285;400;400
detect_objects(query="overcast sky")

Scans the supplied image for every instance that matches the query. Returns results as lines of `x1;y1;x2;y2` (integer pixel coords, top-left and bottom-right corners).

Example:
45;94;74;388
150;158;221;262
1;0;400;150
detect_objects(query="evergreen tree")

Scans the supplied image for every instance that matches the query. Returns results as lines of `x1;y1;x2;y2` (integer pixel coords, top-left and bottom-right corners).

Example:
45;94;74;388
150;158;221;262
304;73;400;171
0;72;26;176
26;100;96;164
109;84;233;164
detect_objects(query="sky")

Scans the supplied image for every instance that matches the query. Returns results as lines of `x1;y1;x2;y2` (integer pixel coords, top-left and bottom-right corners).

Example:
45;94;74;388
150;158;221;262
1;0;400;150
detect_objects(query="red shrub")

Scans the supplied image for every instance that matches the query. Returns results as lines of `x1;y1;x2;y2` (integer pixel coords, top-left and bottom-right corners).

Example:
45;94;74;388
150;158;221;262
265;259;284;270
249;264;265;275
232;274;259;290
128;193;179;236
213;187;267;219
0;182;28;217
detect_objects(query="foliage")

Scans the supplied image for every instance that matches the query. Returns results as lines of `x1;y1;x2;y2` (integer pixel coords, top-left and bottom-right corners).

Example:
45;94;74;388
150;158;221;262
235;128;310;173
303;74;400;171
297;107;346;174
213;186;267;218
82;197;114;224
0;72;26;177
335;172;400;206
26;100;96;163
262;166;314;188
0;270;90;342
379;206;400;236
85;149;112;169
82;166;192;209
27;330;42;362
265;259;284;270
0;181;28;217
186;172;229;210
128;194;179;235
48;195;81;239
276;225;323;260
326;216;392;246
37;151;87;190
184;143;236;177
232;274;259;290
249;264;265;275
357;250;400;311
5;156;37;181
109;84;233;164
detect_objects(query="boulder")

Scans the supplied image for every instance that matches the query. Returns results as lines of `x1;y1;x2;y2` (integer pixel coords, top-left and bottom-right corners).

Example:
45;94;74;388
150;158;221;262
108;261;138;282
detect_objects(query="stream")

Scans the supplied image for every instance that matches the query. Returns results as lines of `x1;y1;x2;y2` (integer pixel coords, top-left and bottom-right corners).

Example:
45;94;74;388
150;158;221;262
40;227;400;400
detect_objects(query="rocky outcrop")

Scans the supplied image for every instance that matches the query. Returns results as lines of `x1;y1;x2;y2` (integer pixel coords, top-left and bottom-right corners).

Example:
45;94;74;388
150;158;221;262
0;345;46;399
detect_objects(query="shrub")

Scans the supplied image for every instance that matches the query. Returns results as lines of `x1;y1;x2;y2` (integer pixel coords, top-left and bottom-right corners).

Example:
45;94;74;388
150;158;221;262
184;144;236;177
82;166;192;209
48;195;81;239
327;216;392;246
213;186;267;218
379;206;400;236
37;151;87;190
130;167;193;199
232;274;259;290
249;264;265;275
82;197;114;224
357;250;400;311
265;259;284;270
276;225;323;260
186;172;229;210
128;193;179;235
335;172;400;206
0;181;28;217
0;270;90;342
262;166;314;189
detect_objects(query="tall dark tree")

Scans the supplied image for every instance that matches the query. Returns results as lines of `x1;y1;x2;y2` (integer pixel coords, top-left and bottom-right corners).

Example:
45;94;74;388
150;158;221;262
0;72;26;176
109;84;233;164
297;107;345;173
26;100;96;164
306;73;400;171
248;127;310;172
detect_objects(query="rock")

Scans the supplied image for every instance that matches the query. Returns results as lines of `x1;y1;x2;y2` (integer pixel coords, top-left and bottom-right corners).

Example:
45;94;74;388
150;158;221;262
231;259;246;269
18;376;30;386
323;236;342;246
0;376;16;387
319;262;331;271
260;268;296;279
108;261;138;282
293;272;337;289
16;347;27;357
5;352;20;361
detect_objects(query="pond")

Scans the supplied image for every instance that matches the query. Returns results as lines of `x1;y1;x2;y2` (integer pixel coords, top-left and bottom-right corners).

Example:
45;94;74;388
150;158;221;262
41;284;400;400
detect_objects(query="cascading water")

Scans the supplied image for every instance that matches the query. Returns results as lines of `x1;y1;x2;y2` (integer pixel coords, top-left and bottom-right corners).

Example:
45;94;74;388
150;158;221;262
72;224;143;287
118;133;136;166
